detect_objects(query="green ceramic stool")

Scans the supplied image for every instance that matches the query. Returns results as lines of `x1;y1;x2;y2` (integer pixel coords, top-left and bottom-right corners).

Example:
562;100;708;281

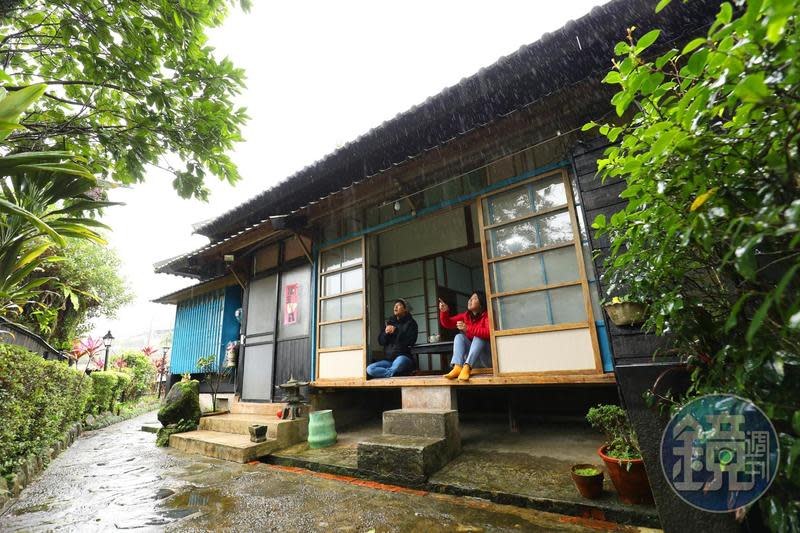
307;409;337;449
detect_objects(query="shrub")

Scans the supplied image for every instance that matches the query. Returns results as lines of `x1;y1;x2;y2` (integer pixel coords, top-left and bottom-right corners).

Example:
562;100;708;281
0;343;91;477
87;371;118;414
111;350;157;400
586;404;641;461
110;371;131;411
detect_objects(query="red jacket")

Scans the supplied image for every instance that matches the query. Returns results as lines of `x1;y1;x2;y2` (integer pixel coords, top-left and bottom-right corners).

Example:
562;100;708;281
439;309;490;340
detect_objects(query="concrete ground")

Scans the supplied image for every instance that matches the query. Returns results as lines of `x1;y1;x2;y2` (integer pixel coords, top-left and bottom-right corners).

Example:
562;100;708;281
0;412;658;533
270;418;660;527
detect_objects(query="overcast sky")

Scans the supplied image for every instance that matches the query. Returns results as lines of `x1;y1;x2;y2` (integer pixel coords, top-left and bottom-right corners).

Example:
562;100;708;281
90;0;605;347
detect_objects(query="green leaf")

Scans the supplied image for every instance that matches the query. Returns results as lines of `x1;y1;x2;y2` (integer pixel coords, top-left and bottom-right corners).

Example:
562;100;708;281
635;30;660;53
614;41;630;56
592;214;607;230
766;16;788;44
746;295;773;345
681;38;706;55
734;74;770;103
724;293;752;333
603;71;622;85
655;0;672;13
686;49;709;76
718;2;733;24
581;121;597;132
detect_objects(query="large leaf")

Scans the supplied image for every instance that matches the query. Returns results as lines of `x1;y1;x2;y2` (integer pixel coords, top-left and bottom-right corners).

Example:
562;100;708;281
0;198;65;247
0;84;46;140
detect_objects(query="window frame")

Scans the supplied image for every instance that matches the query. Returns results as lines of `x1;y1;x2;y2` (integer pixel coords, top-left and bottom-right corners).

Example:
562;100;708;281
315;237;367;379
477;168;602;375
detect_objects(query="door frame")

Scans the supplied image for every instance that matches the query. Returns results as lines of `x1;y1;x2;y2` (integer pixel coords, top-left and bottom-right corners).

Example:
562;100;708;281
239;245;311;401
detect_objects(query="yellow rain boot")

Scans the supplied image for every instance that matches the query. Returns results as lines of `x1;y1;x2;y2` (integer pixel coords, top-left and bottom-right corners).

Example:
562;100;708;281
444;364;462;379
458;364;472;382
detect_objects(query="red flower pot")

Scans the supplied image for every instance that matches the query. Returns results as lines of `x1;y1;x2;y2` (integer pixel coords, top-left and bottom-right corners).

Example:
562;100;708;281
598;446;654;505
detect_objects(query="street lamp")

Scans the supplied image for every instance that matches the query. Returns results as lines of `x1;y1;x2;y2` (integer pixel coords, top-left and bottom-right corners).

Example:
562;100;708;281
158;344;170;398
102;330;114;371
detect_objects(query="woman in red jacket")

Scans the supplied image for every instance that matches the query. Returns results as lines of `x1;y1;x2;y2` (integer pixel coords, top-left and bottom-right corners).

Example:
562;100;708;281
439;292;490;382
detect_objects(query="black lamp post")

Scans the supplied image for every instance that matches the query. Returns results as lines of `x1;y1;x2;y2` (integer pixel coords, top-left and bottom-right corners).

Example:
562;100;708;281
102;330;114;371
158;344;170;398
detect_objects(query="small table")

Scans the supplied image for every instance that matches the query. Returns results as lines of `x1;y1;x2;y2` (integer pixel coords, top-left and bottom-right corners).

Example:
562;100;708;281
410;342;453;374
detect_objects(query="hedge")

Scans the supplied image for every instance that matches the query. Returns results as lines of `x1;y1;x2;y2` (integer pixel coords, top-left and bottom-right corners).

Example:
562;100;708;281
0;344;91;477
87;371;118;415
111;351;157;398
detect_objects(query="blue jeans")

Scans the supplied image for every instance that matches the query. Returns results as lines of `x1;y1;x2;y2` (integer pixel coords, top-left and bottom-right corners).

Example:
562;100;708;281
366;355;414;378
451;333;491;368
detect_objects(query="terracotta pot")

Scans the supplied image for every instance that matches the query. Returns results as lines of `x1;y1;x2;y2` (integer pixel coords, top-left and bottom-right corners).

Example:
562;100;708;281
598;446;654;505
604;301;647;327
570;464;604;499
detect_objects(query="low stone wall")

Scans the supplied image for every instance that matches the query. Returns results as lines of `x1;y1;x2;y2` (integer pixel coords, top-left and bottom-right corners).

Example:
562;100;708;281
0;421;83;508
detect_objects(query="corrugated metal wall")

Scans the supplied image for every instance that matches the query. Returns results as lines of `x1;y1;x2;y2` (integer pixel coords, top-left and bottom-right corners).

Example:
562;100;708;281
171;288;233;374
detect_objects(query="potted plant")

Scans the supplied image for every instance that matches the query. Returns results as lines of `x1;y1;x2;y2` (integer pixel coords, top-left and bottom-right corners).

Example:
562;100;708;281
570;464;604;499
603;296;647;327
196;355;231;416
586;404;653;505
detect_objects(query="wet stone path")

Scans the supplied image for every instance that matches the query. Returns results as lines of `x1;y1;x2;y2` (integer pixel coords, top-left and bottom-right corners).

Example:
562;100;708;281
0;413;650;532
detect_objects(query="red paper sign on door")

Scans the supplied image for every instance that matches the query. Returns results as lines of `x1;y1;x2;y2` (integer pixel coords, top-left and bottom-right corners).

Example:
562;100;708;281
284;283;299;325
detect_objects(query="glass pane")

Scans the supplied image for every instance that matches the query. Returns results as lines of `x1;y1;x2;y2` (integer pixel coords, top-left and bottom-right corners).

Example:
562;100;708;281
493;291;549;330
320;319;362;349
341;267;363;292
278;265;311;340
492;285;587;330
320;323;340;348
542;246;580;285
321;247;342;272
245;274;277;335
491;254;543;293
550;285;587;324
322;267;363;297
533;176;567;210
341;319;362;346
488;219;538;257
342;240;362;268
322;272;341;297
482;176;567;225
322;293;362;322
538;211;574;247
486;209;573;258
483;186;533;225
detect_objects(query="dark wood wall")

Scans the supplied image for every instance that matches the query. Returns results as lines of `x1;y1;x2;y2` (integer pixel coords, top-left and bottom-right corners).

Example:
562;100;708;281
273;337;311;399
572;137;672;367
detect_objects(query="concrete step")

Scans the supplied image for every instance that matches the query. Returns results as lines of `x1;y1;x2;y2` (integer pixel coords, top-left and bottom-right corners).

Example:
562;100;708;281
198;413;308;447
357;434;451;484
383;409;459;439
229;399;286;415
169;430;280;463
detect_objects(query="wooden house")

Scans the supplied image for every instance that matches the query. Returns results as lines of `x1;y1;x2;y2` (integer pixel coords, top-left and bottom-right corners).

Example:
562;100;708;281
154;0;717;446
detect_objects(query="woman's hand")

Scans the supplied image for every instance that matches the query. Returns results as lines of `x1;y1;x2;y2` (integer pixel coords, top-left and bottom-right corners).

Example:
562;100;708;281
385;324;396;335
456;320;466;331
438;299;449;313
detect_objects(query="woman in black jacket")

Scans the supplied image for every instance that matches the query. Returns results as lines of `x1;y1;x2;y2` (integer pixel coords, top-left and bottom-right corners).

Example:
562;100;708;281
367;299;418;378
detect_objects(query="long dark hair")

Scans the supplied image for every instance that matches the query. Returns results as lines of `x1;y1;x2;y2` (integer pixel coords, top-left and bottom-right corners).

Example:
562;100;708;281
468;291;486;320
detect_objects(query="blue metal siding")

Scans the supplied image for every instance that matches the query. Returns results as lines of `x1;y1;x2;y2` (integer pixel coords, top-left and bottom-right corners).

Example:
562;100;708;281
171;287;241;374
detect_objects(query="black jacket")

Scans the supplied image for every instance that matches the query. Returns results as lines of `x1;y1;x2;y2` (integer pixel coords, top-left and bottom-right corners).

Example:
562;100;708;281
377;313;418;361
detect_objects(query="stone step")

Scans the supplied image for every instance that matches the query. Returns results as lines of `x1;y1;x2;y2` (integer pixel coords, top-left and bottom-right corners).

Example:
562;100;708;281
229;399;286;415
169;430;280;463
383;409;459;440
357;434;451;484
198;413;308;447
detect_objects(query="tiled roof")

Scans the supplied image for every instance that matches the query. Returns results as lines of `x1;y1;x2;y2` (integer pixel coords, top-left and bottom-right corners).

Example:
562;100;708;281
191;0;718;242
